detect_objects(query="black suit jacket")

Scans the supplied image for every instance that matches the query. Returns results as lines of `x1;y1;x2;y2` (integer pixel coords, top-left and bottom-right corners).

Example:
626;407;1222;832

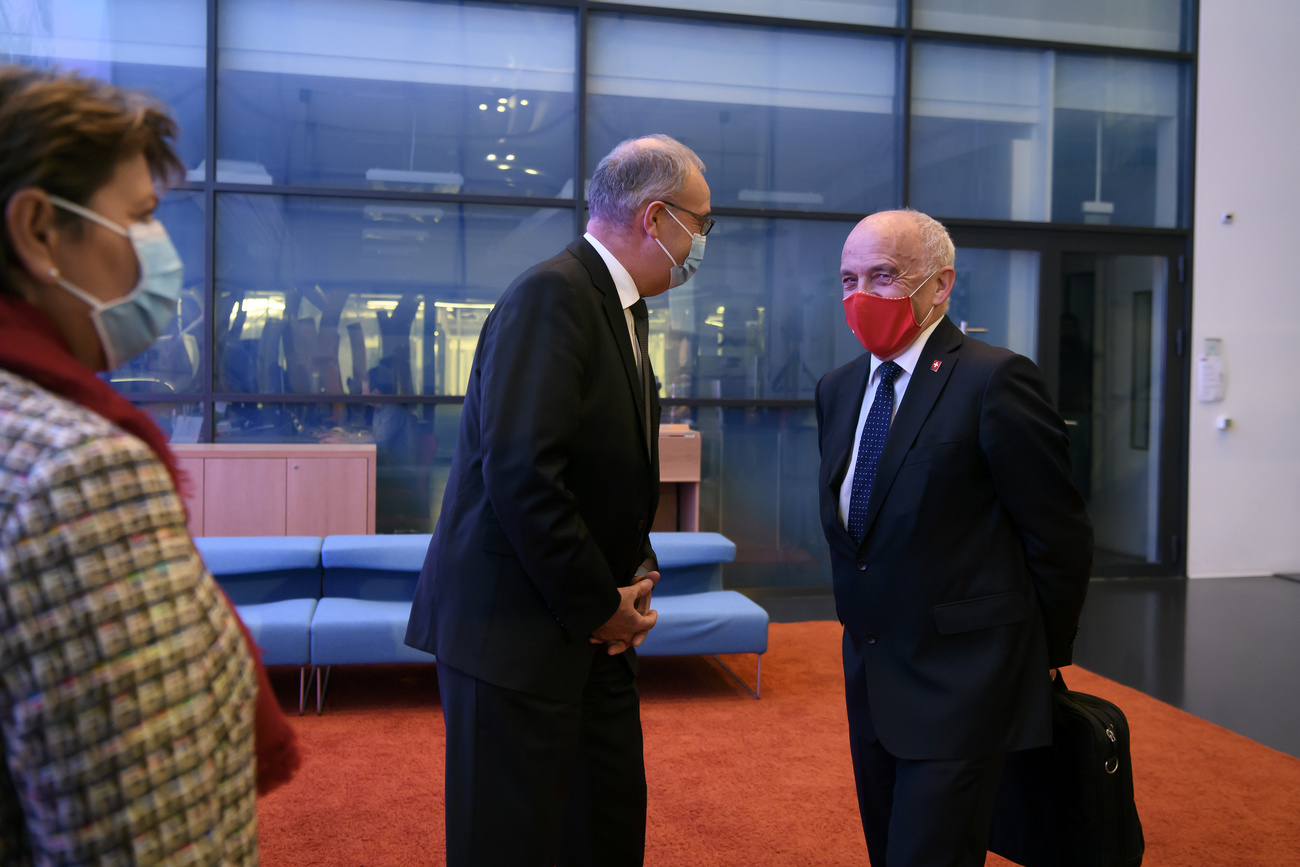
816;316;1092;761
406;238;660;701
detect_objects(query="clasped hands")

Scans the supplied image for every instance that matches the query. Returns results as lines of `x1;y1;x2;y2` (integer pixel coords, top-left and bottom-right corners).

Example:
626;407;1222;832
589;571;659;655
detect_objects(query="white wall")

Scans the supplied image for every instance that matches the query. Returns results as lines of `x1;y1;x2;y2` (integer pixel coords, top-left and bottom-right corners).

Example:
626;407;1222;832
1188;0;1300;577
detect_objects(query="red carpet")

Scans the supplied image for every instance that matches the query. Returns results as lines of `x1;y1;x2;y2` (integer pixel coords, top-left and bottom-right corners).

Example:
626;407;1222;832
258;622;1300;865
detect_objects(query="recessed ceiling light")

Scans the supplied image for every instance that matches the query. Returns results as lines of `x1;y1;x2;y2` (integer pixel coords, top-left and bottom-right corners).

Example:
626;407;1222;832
524;169;539;175
486;154;497;160
498;98;508;104
478;104;487;110
498;164;509;170
520;99;529;106
506;154;515;161
496;106;505;113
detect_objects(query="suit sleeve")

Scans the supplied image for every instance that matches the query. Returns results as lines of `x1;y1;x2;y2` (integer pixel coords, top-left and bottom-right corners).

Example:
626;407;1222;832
979;354;1093;667
478;268;622;641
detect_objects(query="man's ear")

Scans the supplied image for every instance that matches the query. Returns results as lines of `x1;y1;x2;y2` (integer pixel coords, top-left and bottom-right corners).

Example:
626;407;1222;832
931;265;956;307
5;189;62;289
641;200;665;239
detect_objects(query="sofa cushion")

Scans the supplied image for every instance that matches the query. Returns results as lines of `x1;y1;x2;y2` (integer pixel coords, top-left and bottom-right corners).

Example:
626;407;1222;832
235;599;317;667
311;598;434;665
647;532;736;595
636;591;768;657
195;536;323;604
320;534;431;600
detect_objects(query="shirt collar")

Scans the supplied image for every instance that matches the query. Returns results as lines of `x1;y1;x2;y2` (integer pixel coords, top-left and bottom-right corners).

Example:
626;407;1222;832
870;315;944;382
584;232;642;312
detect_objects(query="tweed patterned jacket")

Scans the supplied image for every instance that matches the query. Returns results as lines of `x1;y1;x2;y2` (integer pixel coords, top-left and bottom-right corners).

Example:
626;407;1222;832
0;369;259;866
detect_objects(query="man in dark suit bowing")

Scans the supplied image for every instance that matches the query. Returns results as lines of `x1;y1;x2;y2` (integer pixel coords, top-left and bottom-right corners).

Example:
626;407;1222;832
405;134;711;867
816;209;1093;866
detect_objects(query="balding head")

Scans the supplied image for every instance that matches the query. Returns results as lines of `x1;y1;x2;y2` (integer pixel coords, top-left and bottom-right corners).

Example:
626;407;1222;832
847;209;954;277
587;134;706;227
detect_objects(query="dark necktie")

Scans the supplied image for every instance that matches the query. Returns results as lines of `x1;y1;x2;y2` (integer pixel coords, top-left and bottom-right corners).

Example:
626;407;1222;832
847;360;902;541
631;299;653;459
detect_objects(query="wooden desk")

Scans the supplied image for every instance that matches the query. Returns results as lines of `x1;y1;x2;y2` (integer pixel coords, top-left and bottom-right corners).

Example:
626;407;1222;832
655;425;702;532
173;443;377;538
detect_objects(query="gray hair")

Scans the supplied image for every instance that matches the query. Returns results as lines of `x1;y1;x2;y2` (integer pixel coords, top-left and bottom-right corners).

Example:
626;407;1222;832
897;208;956;274
588;134;705;226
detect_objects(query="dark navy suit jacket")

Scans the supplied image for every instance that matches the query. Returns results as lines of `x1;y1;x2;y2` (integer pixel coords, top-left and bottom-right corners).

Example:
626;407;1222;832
816;316;1092;760
405;238;660;701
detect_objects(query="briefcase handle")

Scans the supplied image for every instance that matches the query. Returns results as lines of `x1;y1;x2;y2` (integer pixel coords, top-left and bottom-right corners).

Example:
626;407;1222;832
1053;671;1123;775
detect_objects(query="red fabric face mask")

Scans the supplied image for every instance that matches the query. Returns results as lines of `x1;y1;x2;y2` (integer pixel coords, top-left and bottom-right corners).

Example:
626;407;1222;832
843;269;940;359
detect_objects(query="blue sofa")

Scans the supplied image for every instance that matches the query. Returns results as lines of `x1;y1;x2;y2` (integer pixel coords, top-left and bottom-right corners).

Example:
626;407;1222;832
193;535;323;714
639;532;768;697
195;531;767;713
312;534;434;712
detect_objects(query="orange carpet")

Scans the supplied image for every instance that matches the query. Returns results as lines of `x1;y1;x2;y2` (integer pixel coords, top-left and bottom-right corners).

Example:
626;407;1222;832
257;622;1300;865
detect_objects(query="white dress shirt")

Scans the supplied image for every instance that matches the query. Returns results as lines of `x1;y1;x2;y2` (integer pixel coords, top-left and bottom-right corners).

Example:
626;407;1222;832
837;317;944;529
583;232;642;373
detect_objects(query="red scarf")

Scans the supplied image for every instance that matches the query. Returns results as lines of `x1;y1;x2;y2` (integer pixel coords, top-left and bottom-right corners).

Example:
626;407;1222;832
0;292;300;795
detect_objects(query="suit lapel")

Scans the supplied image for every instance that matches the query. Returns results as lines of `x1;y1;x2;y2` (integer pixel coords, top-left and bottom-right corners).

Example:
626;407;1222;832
857;317;963;545
825;354;874;550
570;238;651;462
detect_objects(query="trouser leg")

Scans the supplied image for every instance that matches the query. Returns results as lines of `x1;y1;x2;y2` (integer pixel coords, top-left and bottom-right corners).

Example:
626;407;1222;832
439;661;582;867
850;731;897;867
851;730;1005;867
557;651;646;867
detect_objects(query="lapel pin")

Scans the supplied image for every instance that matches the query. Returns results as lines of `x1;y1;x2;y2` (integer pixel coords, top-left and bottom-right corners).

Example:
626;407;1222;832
931;360;942;372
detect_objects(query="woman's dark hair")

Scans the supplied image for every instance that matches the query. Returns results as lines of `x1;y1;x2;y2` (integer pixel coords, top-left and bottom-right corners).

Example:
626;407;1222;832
0;65;183;286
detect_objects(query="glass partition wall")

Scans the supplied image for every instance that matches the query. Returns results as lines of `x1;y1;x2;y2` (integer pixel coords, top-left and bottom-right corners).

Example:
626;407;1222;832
3;0;1195;582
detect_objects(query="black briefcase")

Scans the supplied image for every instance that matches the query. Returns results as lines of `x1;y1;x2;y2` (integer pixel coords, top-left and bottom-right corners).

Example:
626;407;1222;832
987;673;1144;867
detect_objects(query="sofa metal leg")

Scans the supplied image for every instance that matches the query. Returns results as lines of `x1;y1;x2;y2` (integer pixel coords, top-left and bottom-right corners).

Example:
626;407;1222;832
299;667;318;716
711;653;762;699
316;665;332;715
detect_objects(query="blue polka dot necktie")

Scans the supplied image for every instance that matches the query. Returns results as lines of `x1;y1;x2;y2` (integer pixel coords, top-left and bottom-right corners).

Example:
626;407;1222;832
847;361;902;542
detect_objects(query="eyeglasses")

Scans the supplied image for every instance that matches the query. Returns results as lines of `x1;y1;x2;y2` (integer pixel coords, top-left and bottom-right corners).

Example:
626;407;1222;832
661;201;715;237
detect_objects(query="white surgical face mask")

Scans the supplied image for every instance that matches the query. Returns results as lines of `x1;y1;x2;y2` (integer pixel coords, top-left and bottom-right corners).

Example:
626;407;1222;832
654;208;706;289
47;194;184;369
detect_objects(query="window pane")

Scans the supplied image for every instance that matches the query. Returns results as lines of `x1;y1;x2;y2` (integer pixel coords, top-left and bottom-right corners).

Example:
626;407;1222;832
647;217;860;404
588;15;899;214
107;190;205;395
652;0;898;27
138;402;205;444
214;194;572;397
216;0;576;196
914;0;1187;52
685;406;828;589
948;248;1040;360
1051;55;1185;228
213;401;459;533
910;43;1186;227
1;0;207;172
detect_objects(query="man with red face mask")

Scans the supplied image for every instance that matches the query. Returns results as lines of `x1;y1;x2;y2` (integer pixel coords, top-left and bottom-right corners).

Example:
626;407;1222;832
815;209;1093;867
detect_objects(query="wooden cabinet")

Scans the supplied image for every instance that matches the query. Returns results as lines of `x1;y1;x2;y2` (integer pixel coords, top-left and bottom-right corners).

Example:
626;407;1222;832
173;444;376;537
655;425;702;532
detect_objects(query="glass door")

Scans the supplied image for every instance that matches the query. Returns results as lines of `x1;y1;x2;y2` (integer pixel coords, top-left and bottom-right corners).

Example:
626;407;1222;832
949;228;1188;577
1058;253;1170;571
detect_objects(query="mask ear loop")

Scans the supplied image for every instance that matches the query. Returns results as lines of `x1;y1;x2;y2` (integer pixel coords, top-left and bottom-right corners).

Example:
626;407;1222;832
904;269;942;329
653;203;692;267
